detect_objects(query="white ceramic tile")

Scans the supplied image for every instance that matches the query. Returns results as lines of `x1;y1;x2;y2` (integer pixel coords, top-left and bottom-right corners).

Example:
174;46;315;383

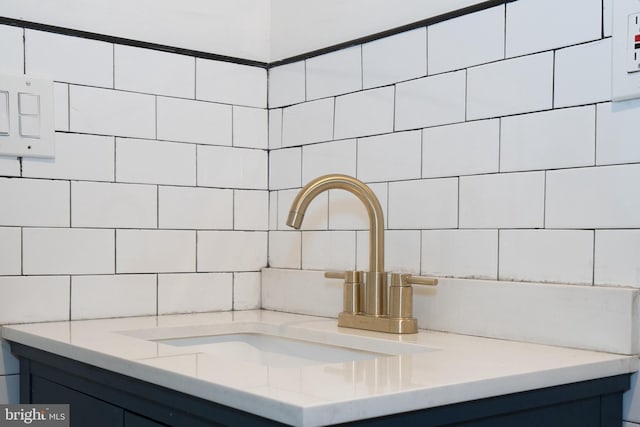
0;178;69;227
158;273;232;314
72;274;156;320
301;231;356;271
306;46;362;100
268;231;301;269
268;61;306;108
0;157;20;177
356;230;420;274
334;87;394;139
388;178;458;229
282;98;334;147
395;71;466;131
233;106;267;149
357;131;421;183
0;25;23;74
196;59;266;108
197;146;267;190
197;231;267;272
116;138;196;186
72;181;157;228
54;83;69;131
23;228;114;275
262;268;341;318
554;39;612;108
233;272;261;310
422;230;498;279
597;100;640;165
413;277;636;354
499;230;594;285
422;119;499;178
70;86;155;138
0;227;20;276
269;191;278;230
235;190;269;230
363;28;426;89
277;188;328;231
22;133;114;181
114;45;194;98
623;422;640;427
603;0;613;37
546;164;640;228
428;6;504;74
459;172;545;228
595;230;640;287
25;29;113;87
467;52;553;120
0;276;69;324
0;340;19;375
268;109;283;149
506;0;601;57
328;183;387;230
269;148;301;190
500;106;596;172
302;140;356;184
117;230;195;273
159;186;233;230
157;97;232;146
0;375;19;404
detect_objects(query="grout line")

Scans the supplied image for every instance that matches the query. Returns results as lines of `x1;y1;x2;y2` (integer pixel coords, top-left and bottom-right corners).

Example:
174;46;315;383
425;26;429;76
68;180;72;227
304;60;308;101
591;229;596;286
20;227;24;276
231;106;235;147
542;171;547;229
392;85;397;132
67;84;71;131
156;273;159;315
497;117;502;172
551;50;556;108
496;229;501;280
503;3;507;59
593;105;598;165
360;45;364;90
22;28;26;74
68;276;72;320
156;185;160;229
112;44;115;89
193;57;197;100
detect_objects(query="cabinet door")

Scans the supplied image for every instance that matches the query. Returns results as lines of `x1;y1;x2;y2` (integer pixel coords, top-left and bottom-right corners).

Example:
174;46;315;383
31;375;124;427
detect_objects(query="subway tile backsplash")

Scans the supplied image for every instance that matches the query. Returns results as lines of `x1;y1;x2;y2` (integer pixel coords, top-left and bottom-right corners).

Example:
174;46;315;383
268;0;637;295
0;21;270;335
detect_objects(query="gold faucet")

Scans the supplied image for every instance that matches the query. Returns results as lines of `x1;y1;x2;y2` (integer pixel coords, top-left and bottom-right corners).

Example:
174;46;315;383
286;174;437;334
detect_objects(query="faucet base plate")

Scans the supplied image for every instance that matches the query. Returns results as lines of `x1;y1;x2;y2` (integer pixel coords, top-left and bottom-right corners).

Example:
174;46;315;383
338;312;418;334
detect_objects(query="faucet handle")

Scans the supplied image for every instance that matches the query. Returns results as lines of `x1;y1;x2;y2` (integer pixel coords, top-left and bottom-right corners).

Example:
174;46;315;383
325;271;364;314
390;273;438;287
389;273;438;319
324;271;364;282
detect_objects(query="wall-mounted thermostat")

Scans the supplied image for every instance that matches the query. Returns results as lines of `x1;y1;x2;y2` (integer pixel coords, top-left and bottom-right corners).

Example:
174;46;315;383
612;0;640;101
0;74;55;158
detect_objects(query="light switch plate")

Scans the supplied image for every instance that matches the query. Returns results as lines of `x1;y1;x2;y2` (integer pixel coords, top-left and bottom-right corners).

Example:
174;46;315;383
0;74;55;158
612;0;640;101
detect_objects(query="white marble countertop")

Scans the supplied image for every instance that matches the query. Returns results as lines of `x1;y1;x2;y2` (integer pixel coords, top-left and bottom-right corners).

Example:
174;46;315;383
2;310;638;426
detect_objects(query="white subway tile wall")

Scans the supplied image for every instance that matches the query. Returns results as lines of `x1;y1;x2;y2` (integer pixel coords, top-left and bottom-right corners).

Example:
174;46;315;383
267;0;627;294
0;22;270;366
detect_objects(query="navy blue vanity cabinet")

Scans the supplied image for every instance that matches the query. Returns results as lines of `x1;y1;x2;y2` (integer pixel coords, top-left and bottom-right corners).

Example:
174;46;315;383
11;342;630;427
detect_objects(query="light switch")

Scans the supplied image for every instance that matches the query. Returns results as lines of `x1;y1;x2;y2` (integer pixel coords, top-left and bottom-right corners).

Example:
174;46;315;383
19;115;40;138
0;74;54;157
19;93;40;115
0;91;8;135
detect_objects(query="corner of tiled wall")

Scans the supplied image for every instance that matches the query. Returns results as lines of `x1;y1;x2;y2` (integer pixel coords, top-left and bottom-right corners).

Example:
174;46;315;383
0;23;268;403
265;1;640;422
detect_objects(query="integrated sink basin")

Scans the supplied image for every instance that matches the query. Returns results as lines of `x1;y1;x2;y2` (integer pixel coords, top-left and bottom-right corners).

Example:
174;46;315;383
156;333;389;368
119;320;436;368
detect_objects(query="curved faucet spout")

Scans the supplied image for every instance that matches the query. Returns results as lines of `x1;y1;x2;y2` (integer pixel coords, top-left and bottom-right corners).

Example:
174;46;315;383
287;174;386;315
